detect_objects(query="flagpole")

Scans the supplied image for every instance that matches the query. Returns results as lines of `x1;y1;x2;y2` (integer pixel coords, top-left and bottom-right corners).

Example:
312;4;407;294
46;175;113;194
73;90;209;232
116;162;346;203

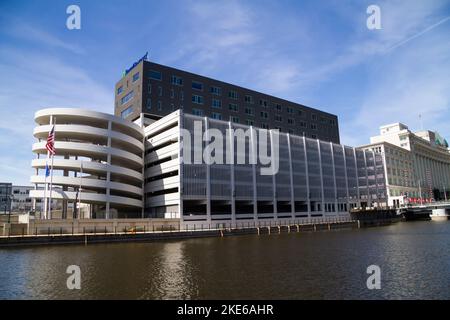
48;118;56;220
78;160;82;219
43;159;49;219
43;115;53;220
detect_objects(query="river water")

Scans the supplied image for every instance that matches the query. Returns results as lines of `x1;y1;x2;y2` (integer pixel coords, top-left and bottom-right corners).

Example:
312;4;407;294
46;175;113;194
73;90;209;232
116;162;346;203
0;221;449;299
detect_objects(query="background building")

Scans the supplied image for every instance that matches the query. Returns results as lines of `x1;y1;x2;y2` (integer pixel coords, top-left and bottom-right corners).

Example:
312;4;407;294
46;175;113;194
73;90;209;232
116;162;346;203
114;58;340;143
0;183;12;214
360;123;450;206
10;185;33;213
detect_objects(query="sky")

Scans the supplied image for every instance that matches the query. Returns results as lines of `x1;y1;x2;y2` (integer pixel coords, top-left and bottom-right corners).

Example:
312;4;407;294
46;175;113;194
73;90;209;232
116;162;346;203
0;0;449;185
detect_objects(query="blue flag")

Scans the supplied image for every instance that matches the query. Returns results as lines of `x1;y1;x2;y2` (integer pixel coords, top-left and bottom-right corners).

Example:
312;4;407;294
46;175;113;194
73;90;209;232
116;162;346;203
45;163;50;177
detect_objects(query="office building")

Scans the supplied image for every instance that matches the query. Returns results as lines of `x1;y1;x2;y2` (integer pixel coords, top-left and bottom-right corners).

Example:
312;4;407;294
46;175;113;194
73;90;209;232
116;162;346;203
359;123;450;206
114;57;340;143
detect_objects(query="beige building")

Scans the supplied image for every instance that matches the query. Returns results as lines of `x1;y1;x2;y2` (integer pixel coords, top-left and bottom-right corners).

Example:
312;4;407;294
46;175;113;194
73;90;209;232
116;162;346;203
360;123;450;206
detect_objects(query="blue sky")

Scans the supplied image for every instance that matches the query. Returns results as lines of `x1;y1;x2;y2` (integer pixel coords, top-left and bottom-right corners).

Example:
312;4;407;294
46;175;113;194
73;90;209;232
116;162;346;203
0;0;449;185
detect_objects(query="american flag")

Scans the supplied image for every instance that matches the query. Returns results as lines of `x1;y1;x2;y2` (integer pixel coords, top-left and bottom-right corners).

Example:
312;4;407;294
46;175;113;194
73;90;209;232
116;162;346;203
45;125;56;155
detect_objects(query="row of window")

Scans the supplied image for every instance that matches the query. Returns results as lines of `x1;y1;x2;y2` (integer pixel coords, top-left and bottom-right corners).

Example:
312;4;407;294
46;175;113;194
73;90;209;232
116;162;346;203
144;69;336;125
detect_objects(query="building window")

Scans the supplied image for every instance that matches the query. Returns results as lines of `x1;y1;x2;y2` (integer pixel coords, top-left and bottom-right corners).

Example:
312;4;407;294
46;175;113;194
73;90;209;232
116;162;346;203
300;121;307;128
260;111;268;119
121;106;133;119
275;104;282;112
287;118;294;125
158;86;163;97
228;90;238;100
212;112;222;120
171;88;175;99
245;95;253;104
148;84;151;93
192;81;203;91
157;101;162;111
149;70;162;81
192;108;203;116
210;86;221;96
132;72;140;82
246;119;254;126
192;95;203;104
311;123;317;130
311;114;317;121
261;123;269;129
171;75;183;86
229;103;238;112
230;116;239;123
117;86;123;95
146;99;152;110
212;99;222;109
245;107;254;116
298;110;303;117
121;90;134;105
259;99;268;107
311;134;317;139
275;115;282;122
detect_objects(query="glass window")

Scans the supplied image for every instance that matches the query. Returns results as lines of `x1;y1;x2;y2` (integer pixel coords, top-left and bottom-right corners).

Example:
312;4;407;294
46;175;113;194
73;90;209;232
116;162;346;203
275;115;282;122
210;86;221;96
246;119;254;126
259;99;268;107
260;111;268;119
192;81;203;91
192;95;203;104
245;107;254;115
192;108;203;116
132;72;139;82
287;107;294;114
275;104;282;111
149;70;162;81
117;86;123;95
146;99;152;110
212;112;222;120
229;103;238;112
230;116;239;123
212;99;222;109
121;106;133;119
311;123;317;130
228;90;238;100
171;75;183;86
157;101;162;111
158;86;163;96
244;95;253;104
121;90;134;105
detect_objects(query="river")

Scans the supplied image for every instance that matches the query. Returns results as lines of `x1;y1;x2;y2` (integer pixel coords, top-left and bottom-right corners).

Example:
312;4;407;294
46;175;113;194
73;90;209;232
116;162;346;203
0;221;449;299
